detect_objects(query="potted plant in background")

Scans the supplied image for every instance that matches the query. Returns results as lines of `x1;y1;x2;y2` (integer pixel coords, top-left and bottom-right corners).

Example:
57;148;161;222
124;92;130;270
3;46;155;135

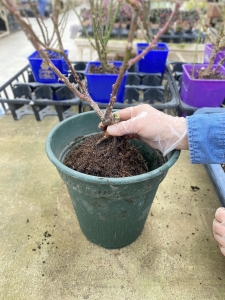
136;42;169;74
204;43;225;67
1;0;183;249
23;1;70;83
180;25;225;108
136;4;170;75
73;0;127;103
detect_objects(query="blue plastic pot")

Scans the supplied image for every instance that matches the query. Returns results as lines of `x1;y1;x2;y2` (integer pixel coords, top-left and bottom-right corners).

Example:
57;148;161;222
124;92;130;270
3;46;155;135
136;42;169;74
27;50;69;83
84;61;127;103
45;111;180;249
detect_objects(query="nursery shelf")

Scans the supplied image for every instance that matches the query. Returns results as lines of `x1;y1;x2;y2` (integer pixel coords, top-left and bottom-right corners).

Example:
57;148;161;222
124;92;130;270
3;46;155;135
74;35;205;62
0;62;179;122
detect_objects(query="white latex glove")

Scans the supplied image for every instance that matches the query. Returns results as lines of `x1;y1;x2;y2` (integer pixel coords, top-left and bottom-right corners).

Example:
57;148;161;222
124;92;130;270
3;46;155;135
213;207;225;256
107;104;188;156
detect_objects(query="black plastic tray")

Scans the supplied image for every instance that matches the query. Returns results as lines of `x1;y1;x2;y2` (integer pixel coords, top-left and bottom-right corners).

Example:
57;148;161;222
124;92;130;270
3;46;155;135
80;27;206;43
0;62;178;122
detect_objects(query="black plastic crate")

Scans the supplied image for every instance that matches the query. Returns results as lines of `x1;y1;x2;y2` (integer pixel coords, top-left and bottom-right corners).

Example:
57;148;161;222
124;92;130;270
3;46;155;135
79;26;205;43
161;29;205;44
0;62;179;122
70;62;178;114
0;65;82;122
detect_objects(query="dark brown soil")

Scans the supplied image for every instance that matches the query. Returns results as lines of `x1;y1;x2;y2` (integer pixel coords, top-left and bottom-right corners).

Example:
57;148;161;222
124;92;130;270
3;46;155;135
221;164;225;172
64;133;149;178
191;69;225;80
88;64;120;74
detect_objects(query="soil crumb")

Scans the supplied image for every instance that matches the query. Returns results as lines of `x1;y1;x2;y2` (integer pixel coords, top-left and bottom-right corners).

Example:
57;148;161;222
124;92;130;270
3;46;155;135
64;133;148;178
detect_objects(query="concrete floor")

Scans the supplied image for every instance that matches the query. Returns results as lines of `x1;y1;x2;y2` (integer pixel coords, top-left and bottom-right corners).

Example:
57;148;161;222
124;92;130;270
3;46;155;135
0;6;225;300
1;114;225;300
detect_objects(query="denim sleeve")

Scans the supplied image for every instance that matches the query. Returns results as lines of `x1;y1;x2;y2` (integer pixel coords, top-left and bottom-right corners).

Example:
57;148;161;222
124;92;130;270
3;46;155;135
186;113;225;164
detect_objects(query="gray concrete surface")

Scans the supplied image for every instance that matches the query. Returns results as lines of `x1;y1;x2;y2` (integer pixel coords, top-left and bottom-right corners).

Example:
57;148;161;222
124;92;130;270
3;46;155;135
0;6;225;300
0;113;225;300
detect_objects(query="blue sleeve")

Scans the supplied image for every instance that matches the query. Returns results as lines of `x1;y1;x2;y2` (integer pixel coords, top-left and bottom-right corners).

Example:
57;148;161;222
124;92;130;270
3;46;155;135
186;113;225;164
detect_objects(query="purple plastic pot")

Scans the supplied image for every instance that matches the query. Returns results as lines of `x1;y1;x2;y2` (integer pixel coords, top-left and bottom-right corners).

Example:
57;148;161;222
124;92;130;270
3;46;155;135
180;64;225;108
204;44;225;66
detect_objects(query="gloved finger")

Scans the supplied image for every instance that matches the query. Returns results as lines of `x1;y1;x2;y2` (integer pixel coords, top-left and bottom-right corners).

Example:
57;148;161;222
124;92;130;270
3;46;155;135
215;207;225;223
213;231;225;248
114;106;139;121
213;219;225;236
107;118;138;136
107;112;147;136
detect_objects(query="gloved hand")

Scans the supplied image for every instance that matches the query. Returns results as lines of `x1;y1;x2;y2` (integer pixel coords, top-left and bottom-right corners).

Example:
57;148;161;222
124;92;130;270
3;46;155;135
107;104;188;156
213;207;225;256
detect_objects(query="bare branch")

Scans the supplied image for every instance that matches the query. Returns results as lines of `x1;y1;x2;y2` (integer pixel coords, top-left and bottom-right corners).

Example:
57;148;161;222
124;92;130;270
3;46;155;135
103;0;183;124
129;0;183;67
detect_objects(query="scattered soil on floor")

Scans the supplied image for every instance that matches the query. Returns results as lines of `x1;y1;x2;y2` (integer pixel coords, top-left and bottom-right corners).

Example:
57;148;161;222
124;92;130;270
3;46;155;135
64;133;149;178
88;64;120;74
191;185;200;192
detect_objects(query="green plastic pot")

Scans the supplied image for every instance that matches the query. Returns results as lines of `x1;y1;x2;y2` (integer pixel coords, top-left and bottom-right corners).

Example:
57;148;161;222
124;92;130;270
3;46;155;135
46;111;180;249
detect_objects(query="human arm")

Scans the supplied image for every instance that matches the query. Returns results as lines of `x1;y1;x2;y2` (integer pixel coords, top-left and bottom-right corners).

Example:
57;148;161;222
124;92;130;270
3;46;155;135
107;104;188;157
107;105;225;164
186;113;225;164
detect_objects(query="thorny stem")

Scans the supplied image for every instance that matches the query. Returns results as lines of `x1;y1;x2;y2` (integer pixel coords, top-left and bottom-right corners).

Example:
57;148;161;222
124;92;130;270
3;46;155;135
129;0;183;67
103;0;141;124
104;0;121;45
90;0;109;72
212;56;225;74
2;0;183;127
27;0;49;45
73;7;96;50
36;46;104;119
204;34;221;74
142;0;152;43
137;16;152;44
199;25;225;78
103;0;183;124
51;0;86;93
1;0;104;120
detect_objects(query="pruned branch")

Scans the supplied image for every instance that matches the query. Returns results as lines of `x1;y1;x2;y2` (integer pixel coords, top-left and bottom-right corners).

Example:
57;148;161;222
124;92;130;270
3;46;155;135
129;0;183;67
1;0;104;120
1;0;184;129
103;0;183;123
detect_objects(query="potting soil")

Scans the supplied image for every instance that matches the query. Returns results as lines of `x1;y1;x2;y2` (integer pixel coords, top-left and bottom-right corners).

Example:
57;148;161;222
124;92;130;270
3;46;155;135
64;133;149;177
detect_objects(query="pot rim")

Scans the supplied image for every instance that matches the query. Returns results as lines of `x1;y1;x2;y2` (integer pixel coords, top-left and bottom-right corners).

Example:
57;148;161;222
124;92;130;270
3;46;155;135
136;42;170;52
45;111;180;185
182;63;225;82
84;61;128;76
